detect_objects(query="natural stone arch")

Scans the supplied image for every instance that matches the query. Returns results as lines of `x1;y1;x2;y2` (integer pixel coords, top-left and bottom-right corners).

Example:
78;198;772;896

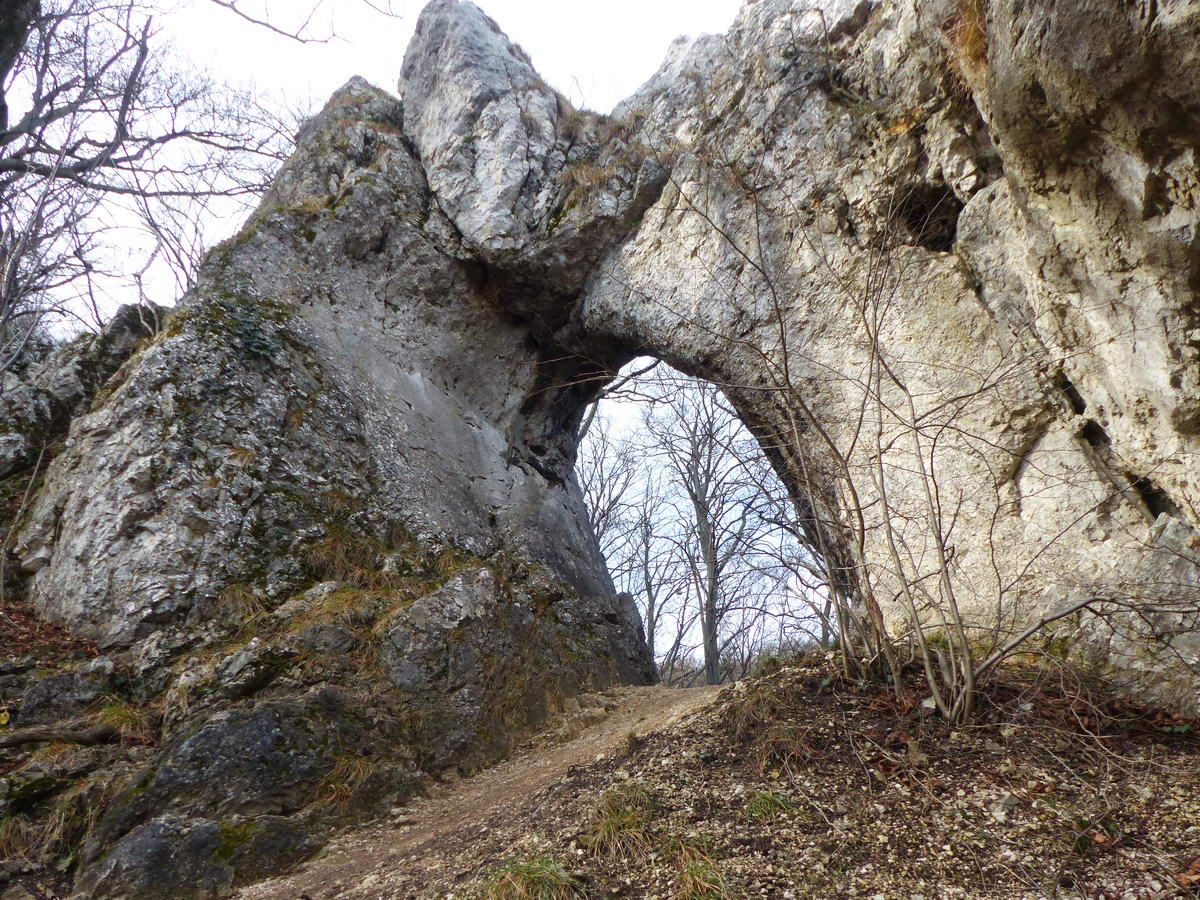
15;0;1200;712
4;0;1199;892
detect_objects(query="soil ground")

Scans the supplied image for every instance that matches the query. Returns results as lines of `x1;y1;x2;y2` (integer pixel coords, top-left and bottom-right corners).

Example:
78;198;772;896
237;684;722;900
235;659;1200;900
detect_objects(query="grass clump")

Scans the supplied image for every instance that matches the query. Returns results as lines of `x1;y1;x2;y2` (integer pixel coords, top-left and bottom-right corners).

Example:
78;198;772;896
670;838;731;900
303;525;391;589
89;695;154;743
484;855;588;900
284;586;381;635
751;721;816;775
302;522;475;595
215;582;269;624
740;790;796;823
720;679;800;744
582;781;658;858
0;773;120;864
311;753;378;808
0;814;38;861
674;860;730;900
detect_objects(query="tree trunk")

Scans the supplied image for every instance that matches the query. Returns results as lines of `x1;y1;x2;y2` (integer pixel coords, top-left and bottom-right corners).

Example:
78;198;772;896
0;0;38;129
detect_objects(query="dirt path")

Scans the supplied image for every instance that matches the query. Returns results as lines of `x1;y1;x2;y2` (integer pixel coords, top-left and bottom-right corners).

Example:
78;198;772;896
237;684;721;900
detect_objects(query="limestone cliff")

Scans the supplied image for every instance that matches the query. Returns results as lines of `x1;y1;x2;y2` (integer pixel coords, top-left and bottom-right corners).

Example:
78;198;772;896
1;0;1199;895
392;0;1199;712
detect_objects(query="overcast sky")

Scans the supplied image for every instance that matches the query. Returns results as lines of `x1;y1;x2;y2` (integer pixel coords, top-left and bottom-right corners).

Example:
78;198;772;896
166;0;743;114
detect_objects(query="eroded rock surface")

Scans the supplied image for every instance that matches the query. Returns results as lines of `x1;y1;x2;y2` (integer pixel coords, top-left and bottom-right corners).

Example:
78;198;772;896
393;0;1200;710
568;0;1200;709
0;303;164;480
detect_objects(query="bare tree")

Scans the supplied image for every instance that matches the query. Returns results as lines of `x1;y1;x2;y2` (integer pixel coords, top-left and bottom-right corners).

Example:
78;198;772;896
577;368;825;686
0;0;401;365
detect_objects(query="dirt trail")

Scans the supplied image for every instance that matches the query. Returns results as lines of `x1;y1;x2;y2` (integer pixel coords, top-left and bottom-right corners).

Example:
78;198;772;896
237;684;721;900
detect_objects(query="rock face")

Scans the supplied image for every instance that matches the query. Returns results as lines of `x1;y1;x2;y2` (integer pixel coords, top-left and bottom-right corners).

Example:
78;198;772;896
0;303;164;480
2;0;1200;895
2;32;655;898
13;78;633;646
567;0;1200;711
391;0;1197;713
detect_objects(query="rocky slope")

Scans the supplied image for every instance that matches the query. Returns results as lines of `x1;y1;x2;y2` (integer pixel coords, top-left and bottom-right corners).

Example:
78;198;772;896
228;658;1200;899
1;0;1199;896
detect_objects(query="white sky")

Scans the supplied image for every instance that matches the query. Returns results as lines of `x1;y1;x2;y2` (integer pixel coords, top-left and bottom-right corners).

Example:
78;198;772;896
165;0;743;113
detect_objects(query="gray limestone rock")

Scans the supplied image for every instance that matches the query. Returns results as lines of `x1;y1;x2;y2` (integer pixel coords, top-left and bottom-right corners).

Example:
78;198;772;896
77;814;319;900
14;78;642;654
16;657;114;726
0;303;164;480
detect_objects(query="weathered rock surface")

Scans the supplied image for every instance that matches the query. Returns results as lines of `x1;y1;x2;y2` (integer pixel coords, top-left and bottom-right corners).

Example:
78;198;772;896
567;0;1200;710
1;0;1199;896
0;303;164;480
17;657;114;725
14;77;644;649
78;814;319;900
393;0;1199;709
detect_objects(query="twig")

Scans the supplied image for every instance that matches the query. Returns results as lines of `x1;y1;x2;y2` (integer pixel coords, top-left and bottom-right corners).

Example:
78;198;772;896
0;720;118;748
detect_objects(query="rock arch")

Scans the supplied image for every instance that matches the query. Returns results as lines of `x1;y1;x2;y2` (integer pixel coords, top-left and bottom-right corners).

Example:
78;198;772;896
6;0;1200;893
16;0;1200;738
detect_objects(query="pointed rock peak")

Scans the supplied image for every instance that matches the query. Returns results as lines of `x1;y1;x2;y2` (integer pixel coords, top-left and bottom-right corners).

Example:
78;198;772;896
396;0;668;301
399;0;563;256
401;0;538;93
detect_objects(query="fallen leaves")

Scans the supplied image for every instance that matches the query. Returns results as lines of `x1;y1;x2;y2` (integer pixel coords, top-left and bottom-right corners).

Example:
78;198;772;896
1176;857;1200;888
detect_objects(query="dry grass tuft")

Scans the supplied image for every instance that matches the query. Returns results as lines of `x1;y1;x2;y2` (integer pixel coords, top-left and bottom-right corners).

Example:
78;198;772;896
582;780;658;859
0;773;120;863
303;524;472;596
303;525;389;588
750;721;816;774
89;695;155;743
946;0;988;79
0;814;38;861
284;586;378;636
311;753;378;808
558;101;592;142
670;838;730;900
484;856;588;900
560;160;623;204
719;679;800;744
215;582;269;624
